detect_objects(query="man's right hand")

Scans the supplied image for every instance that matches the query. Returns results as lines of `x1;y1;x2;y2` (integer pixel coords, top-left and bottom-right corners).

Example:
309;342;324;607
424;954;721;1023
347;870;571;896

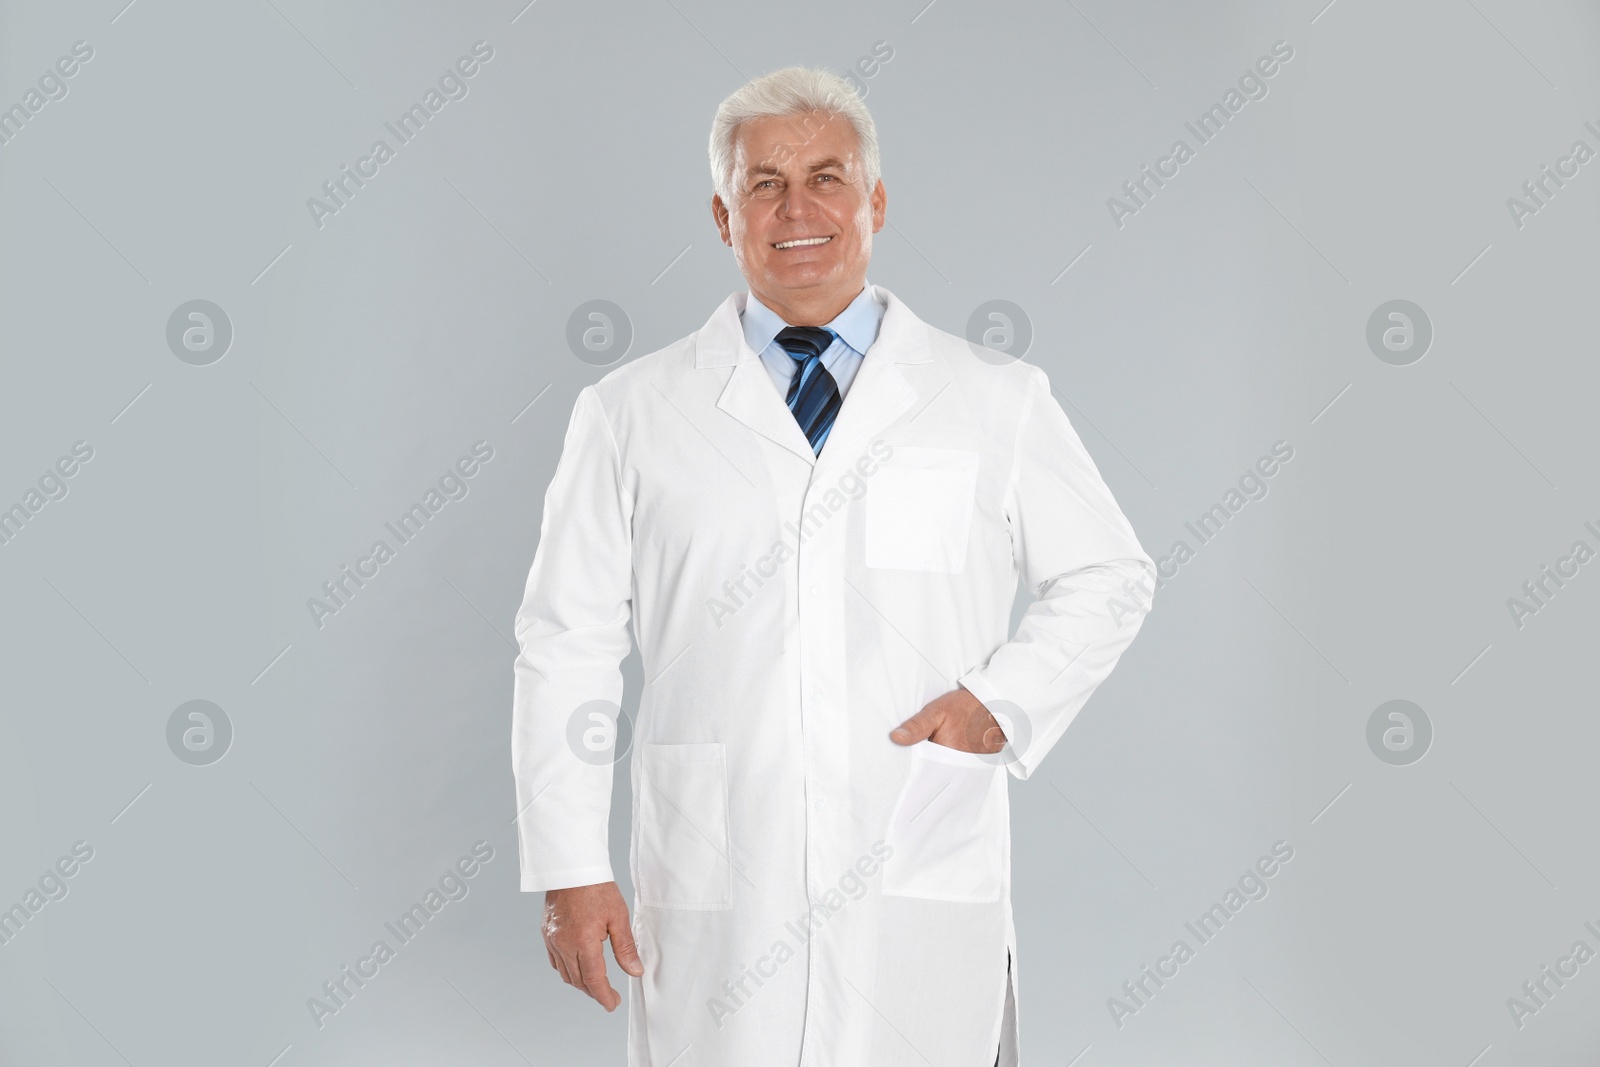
542;881;643;1012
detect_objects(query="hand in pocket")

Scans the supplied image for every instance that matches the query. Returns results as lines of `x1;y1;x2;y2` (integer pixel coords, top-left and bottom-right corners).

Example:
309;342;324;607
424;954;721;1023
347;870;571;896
890;685;1007;755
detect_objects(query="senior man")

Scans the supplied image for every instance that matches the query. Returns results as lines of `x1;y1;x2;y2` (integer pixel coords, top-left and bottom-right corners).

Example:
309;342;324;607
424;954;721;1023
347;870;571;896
512;66;1155;1066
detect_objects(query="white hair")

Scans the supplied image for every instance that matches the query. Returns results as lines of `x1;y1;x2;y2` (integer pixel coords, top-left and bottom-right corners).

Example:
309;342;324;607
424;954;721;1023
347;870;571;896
708;66;881;204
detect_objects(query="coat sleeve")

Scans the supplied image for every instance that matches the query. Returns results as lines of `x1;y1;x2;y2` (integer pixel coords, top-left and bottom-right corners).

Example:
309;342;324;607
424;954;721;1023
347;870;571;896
511;385;635;891
957;365;1156;781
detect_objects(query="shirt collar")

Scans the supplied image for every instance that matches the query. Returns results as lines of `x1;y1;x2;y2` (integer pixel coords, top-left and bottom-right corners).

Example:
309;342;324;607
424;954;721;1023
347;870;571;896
741;281;885;358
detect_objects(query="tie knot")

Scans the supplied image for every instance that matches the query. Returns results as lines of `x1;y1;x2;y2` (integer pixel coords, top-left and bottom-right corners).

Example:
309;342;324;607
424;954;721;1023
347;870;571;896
775;325;835;362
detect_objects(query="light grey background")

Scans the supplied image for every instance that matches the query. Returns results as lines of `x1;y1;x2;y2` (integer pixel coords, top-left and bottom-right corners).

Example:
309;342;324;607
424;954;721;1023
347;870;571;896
2;0;1597;1063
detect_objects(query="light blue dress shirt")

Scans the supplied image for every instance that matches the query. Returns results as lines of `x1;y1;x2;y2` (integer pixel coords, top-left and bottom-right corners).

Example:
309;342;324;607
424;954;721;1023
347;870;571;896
741;281;886;401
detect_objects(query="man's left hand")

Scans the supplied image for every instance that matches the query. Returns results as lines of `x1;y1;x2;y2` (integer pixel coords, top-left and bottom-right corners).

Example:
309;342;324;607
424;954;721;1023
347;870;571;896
890;686;1007;754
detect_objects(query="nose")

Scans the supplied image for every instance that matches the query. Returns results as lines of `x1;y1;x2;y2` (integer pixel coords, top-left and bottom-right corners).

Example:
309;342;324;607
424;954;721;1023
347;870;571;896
777;181;822;220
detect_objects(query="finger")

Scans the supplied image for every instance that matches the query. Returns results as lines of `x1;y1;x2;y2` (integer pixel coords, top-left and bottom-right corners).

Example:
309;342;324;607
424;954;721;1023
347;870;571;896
609;914;644;978
890;704;940;745
554;947;579;989
577;944;620;1011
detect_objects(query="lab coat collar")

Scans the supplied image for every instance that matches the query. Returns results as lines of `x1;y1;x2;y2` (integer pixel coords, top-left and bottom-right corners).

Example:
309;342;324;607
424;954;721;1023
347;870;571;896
694;284;932;369
740;281;885;362
697;284;936;469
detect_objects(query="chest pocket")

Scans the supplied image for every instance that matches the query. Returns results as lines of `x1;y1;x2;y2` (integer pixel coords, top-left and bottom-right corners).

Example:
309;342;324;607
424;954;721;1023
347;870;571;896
864;446;981;573
881;740;1005;902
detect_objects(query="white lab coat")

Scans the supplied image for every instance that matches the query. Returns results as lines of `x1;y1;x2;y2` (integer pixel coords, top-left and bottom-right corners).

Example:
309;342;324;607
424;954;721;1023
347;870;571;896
512;285;1155;1066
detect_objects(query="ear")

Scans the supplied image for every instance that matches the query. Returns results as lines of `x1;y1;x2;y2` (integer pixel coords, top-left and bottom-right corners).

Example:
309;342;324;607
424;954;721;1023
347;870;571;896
711;194;733;246
869;180;887;233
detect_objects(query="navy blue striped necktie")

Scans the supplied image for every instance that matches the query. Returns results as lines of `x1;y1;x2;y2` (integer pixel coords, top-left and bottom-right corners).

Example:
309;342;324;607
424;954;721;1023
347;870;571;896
776;325;842;455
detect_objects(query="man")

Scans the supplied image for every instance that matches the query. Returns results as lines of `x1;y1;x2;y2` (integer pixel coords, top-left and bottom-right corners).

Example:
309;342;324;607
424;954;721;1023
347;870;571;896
512;66;1155;1066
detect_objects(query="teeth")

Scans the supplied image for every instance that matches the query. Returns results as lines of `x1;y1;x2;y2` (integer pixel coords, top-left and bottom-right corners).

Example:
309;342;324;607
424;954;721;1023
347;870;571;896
775;236;832;249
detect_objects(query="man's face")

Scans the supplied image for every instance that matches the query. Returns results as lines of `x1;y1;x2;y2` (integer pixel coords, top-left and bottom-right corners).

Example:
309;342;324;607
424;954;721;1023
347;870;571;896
713;110;886;304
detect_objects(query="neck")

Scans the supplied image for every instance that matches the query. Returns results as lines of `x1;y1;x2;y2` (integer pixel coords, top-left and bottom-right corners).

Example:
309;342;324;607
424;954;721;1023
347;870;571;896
751;280;866;327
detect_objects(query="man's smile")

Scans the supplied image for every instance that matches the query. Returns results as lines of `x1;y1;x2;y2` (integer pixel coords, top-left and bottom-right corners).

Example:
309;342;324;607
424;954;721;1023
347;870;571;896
772;235;833;250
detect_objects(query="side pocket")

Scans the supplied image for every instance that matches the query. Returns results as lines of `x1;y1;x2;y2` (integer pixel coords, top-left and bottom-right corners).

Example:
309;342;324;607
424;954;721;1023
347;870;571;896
636;742;732;910
881;740;1004;902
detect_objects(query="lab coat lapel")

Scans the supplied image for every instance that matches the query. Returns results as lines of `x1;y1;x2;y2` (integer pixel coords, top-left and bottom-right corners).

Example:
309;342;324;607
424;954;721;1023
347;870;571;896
813;285;934;475
695;285;937;474
698;292;819;467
